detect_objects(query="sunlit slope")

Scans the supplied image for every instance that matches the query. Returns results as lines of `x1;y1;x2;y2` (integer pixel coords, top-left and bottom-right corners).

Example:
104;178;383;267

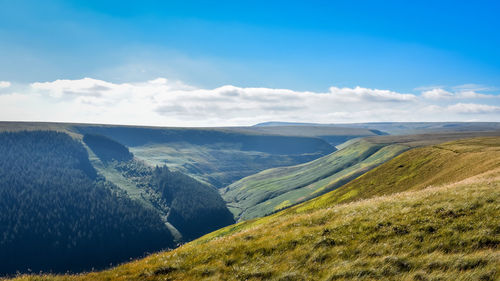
222;139;410;220
222;135;500;221
292;137;500;213
12;138;500;281
207;137;500;240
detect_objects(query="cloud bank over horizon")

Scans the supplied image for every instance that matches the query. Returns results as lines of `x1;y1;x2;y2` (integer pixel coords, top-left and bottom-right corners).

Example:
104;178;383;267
0;77;499;126
0;81;11;89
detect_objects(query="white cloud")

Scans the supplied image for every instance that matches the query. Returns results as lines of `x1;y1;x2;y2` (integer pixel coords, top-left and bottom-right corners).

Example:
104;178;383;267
452;84;497;92
421;88;454;100
0;78;498;126
447;103;500;114
31;78;116;98
0;81;11;89
421;86;497;100
328;86;416;102
455;91;494;99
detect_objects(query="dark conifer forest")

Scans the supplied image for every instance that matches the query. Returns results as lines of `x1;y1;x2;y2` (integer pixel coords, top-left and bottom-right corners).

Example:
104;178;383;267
151;166;235;240
0;131;174;275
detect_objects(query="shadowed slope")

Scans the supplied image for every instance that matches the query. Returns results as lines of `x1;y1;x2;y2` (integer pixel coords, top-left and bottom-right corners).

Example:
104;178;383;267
0;131;174;275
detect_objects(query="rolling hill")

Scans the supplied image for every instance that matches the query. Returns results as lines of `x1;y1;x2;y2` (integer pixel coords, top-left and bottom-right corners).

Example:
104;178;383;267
0;122;383;188
255;121;500;135
221;131;500;221
221;139;409;221
73;124;346;188
10;137;499;281
2;121;498;189
293;137;500;212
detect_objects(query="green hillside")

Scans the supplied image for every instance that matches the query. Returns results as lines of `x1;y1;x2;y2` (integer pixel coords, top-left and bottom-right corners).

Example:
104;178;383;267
129;142;323;188
0;122;382;188
11;137;500;281
74;125;339;188
222;139;409;221
222;132;500;221
2;121;498;190
294;137;500;213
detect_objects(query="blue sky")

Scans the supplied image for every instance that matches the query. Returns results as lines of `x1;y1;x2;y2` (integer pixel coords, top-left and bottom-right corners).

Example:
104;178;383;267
0;0;499;125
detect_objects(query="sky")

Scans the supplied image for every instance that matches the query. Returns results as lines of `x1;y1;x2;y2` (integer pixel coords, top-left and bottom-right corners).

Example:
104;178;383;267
0;0;499;126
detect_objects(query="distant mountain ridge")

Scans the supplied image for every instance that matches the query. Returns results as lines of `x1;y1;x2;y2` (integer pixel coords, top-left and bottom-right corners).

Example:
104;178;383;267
254;121;500;135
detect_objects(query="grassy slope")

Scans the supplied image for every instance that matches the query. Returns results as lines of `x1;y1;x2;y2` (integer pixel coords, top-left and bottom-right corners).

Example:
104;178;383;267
222;139;409;220
220;133;500;221
10;137;500;281
130;142;319;188
294;137;500;212
213;137;500;237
